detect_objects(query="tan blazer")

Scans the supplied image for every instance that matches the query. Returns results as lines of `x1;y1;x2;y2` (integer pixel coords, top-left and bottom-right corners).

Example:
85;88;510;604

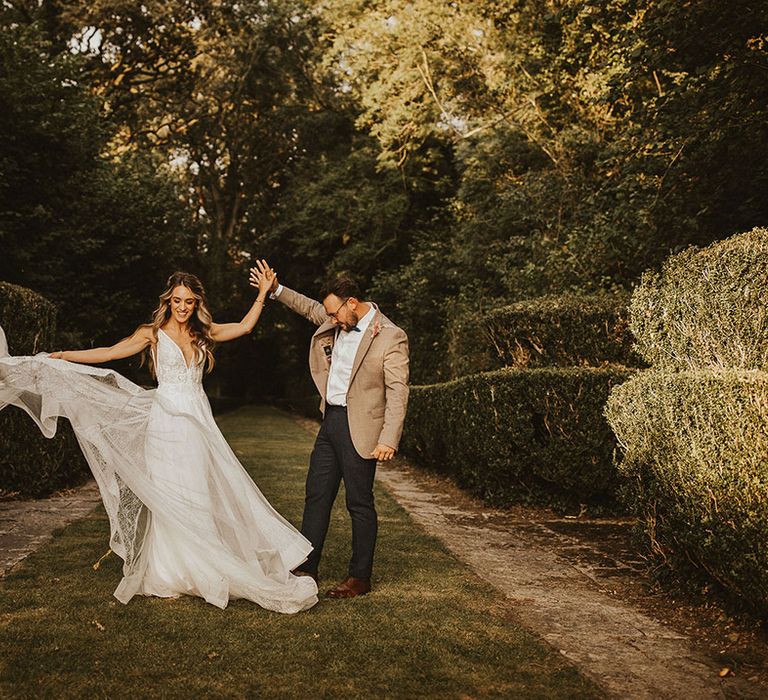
275;286;409;459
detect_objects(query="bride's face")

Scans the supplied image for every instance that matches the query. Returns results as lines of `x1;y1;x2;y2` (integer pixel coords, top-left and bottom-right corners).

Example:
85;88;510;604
169;285;197;325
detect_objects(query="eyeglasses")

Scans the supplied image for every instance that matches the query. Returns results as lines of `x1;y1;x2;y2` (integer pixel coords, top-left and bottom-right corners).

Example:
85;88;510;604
327;298;349;320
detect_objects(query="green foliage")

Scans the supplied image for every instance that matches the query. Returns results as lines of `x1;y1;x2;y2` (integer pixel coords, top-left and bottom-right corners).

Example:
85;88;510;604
316;0;768;323
445;314;498;380
606;369;768;615
630;227;768;371
0;283;89;498
0;282;56;355
404;366;635;510
446;292;639;379
4;1;768;393
0;22;197;350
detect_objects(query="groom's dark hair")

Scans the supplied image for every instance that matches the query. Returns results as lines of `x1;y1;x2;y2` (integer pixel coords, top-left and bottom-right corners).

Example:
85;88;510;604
321;275;363;300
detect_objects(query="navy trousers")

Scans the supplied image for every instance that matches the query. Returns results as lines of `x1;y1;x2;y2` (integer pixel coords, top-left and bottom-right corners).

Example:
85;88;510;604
298;405;378;579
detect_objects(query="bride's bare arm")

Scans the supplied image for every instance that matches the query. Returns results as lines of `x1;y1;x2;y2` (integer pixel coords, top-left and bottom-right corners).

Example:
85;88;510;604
51;326;153;364
210;265;270;343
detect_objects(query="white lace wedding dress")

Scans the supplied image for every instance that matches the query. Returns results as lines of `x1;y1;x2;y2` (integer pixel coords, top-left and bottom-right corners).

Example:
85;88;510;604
0;326;318;613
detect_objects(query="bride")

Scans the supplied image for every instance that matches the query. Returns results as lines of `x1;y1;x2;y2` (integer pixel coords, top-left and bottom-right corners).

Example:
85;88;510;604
0;269;318;613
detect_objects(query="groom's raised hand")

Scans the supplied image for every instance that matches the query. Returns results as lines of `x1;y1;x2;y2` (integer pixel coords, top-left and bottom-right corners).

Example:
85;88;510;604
249;259;278;294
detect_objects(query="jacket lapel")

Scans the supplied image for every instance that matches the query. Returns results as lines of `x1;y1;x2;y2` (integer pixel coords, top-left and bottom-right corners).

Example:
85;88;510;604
348;306;380;385
313;319;336;339
309;321;336;399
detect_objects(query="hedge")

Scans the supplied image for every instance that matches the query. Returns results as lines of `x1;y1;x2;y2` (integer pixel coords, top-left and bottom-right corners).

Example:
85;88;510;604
605;369;768;615
0;281;57;354
403;365;635;510
446;314;498;379
0;281;89;497
447;292;639;379
630;227;768;370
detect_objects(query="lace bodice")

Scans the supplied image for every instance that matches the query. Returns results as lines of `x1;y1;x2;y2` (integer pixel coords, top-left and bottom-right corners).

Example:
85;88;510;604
155;329;204;388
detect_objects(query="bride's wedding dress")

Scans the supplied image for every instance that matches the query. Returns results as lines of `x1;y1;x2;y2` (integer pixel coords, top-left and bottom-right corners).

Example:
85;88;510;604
0;326;318;613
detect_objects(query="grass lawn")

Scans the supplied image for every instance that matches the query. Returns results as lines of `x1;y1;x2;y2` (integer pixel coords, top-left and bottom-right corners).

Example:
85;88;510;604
0;405;603;699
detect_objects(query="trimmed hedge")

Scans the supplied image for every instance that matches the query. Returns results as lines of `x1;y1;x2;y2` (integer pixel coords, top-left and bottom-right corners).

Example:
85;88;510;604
630;227;768;370
403;365;635;510
0;281;89;498
606;369;768;615
447;292;639;379
446;314;498;379
0;281;57;354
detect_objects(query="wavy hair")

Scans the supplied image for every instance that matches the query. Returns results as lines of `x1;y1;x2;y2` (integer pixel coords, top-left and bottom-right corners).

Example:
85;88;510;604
143;272;216;376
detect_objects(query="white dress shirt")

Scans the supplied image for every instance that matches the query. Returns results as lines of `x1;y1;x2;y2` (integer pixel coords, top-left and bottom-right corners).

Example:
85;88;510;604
325;303;376;406
272;285;376;407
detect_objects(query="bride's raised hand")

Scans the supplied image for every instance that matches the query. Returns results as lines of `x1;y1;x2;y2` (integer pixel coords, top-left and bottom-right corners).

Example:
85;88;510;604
249;259;278;293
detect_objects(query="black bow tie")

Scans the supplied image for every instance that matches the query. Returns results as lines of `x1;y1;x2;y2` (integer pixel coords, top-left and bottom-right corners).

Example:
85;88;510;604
350;325;361;332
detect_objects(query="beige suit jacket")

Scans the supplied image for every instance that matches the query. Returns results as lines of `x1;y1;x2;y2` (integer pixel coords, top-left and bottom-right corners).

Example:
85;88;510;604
275;286;409;459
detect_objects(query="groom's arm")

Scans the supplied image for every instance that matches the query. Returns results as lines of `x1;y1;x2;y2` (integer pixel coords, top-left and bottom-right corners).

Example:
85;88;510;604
377;328;410;451
272;285;328;327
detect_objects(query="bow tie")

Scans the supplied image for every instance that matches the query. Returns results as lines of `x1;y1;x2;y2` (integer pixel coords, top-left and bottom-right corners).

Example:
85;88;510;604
350;325;361;332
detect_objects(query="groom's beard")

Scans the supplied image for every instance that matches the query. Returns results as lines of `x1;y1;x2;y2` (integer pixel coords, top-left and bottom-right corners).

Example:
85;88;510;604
339;311;360;333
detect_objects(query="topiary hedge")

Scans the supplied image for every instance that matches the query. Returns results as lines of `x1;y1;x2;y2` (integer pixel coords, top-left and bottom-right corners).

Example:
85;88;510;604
446;314;499;379
630;227;768;370
446;292;639;379
0;281;89;498
403;365;635;510
0;281;57;354
606;369;768;615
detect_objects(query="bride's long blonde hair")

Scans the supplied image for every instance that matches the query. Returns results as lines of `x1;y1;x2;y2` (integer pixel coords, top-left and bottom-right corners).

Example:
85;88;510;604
143;272;216;376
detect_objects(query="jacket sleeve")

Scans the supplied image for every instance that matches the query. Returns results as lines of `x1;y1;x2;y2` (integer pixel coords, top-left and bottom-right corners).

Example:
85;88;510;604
274;286;327;327
378;327;410;451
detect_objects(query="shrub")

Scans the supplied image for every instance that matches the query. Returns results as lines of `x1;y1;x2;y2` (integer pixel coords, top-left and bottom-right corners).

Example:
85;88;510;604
447;292;639;379
0;281;57;354
446;314;499;379
630;227;768;370
605;369;768;615
0;281;89;497
403;365;635;510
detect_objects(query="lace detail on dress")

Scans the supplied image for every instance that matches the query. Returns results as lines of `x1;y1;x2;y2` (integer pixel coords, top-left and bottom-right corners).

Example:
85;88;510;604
156;329;204;388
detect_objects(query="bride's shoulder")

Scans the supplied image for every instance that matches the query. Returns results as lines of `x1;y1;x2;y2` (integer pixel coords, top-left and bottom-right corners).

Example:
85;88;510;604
133;324;155;344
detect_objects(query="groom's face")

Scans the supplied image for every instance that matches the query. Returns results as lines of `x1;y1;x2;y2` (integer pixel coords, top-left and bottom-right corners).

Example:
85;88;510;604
323;294;359;333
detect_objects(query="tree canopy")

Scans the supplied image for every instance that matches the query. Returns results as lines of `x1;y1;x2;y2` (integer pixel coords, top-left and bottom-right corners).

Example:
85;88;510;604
2;0;766;387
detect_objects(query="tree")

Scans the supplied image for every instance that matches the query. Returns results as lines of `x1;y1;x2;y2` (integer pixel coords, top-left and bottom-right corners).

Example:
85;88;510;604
0;21;196;349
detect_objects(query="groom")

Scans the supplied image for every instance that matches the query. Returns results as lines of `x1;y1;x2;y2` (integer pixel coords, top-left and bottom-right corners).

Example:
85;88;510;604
250;262;409;598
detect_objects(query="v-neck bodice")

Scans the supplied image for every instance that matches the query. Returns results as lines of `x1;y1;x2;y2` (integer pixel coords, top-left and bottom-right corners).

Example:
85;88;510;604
155;329;204;389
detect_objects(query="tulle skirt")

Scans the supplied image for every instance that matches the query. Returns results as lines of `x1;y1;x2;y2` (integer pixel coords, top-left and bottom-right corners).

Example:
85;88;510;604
0;329;317;613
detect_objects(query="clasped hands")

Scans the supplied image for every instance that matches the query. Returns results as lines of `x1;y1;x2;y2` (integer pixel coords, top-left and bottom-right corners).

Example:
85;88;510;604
249;260;278;295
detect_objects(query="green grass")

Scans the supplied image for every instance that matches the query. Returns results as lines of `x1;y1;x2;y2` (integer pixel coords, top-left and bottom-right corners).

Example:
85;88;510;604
0;405;603;699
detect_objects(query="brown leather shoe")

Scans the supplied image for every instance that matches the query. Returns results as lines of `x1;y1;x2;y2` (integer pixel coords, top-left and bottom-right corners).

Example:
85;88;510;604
291;568;318;584
325;576;371;599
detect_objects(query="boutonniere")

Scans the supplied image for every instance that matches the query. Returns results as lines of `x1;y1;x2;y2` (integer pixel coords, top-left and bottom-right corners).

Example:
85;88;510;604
370;320;386;339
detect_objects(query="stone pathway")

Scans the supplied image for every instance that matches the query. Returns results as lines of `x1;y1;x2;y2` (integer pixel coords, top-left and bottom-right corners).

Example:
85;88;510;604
374;458;761;700
0;481;101;576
